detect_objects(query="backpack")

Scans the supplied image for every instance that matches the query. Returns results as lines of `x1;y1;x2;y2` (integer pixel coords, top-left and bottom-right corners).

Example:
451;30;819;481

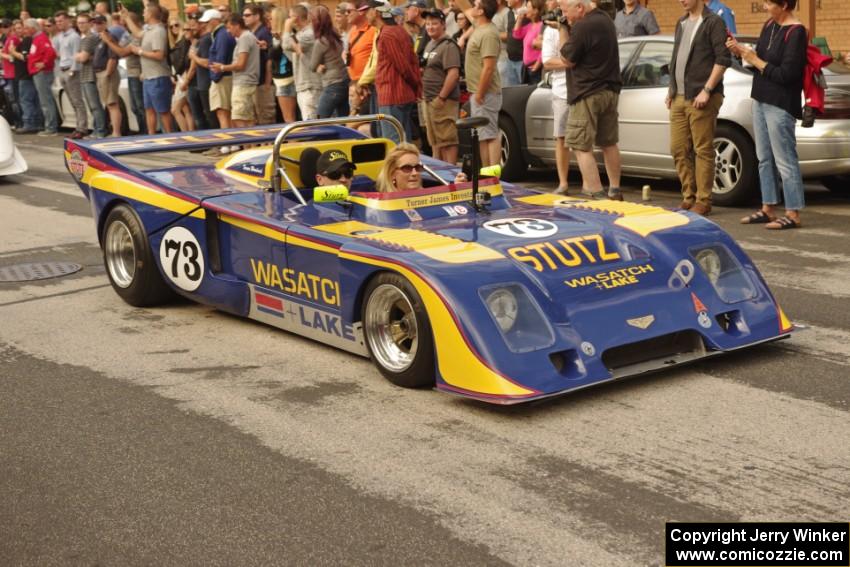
775;23;833;127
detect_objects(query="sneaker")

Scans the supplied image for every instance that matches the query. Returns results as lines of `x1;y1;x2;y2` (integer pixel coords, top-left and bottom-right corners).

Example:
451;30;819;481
16;127;39;134
552;186;569;195
580;188;606;199
202;147;223;157
679;200;694;210
607;187;624;201
70;131;86;140
37;130;58;136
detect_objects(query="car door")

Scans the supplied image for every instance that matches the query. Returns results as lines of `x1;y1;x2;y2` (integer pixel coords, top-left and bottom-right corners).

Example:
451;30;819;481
617;40;676;175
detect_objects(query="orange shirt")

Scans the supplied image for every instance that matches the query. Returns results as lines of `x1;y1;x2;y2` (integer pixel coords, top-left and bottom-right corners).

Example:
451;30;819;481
347;22;376;82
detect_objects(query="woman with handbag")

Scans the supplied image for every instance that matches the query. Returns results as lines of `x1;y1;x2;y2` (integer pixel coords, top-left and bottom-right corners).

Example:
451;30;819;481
727;0;807;230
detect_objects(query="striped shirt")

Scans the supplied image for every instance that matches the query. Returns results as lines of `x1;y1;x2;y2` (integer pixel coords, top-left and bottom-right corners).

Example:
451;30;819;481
375;24;421;106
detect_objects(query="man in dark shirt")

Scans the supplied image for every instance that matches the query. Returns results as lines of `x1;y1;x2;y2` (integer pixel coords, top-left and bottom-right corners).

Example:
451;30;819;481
665;0;729;216
559;0;623;199
189;19;220;130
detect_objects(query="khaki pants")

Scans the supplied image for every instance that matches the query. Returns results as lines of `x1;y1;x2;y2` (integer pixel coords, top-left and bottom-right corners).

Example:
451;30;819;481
254;84;277;125
669;93;723;206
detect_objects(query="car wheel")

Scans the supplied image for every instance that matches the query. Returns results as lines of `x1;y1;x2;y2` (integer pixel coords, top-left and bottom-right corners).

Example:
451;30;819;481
498;115;526;181
821;175;850;193
362;272;435;389
102;205;174;307
712;124;757;206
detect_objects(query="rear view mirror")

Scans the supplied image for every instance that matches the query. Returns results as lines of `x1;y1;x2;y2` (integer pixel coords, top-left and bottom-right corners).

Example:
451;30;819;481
313;184;350;202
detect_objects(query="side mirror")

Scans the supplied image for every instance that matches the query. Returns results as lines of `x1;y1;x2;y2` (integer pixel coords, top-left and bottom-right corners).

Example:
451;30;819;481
313;184;350;203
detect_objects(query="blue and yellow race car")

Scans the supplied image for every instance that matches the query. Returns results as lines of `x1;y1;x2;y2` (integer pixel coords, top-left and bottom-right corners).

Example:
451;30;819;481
65;115;793;404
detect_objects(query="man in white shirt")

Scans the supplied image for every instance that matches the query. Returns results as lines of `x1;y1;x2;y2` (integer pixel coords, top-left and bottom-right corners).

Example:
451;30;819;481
54;11;88;138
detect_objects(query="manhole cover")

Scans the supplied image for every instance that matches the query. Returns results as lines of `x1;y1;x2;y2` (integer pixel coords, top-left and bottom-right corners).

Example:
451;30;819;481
0;262;83;282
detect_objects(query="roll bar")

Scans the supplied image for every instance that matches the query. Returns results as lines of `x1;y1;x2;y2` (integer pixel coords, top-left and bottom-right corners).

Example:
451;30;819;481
270;114;407;197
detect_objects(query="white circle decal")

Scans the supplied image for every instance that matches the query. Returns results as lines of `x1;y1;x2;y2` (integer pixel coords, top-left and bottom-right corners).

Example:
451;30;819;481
159;226;204;291
483;217;558;238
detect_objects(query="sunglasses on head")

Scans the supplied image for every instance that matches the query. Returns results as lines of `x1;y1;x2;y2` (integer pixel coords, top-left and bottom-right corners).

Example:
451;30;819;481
325;167;355;180
398;163;424;173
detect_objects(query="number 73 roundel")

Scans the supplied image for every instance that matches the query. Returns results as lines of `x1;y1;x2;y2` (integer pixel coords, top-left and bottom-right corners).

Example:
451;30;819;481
159;226;204;291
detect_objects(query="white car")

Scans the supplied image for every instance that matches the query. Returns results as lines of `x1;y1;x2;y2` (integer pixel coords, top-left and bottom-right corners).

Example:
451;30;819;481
0;115;28;176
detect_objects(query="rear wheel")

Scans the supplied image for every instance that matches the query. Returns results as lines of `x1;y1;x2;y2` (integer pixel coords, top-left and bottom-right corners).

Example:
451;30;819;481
712;124;758;206
821;175;850;193
362;272;435;389
102;205;174;307
498;114;527;181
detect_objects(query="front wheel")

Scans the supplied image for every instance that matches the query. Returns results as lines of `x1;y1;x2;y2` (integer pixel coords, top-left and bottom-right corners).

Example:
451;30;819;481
362;272;435;389
712;124;758;206
102;205;174;307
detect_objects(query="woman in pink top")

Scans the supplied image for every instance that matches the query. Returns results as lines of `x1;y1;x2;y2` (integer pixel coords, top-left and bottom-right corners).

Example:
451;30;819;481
512;0;545;84
1;22;22;128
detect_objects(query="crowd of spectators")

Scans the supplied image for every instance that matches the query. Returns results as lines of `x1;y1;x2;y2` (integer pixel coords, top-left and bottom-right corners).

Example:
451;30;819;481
10;0;809;215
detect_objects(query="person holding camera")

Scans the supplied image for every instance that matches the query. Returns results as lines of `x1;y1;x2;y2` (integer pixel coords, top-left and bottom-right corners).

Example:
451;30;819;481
542;13;570;194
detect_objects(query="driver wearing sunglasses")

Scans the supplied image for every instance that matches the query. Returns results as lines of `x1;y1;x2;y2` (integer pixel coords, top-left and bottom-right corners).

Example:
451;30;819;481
315;149;357;189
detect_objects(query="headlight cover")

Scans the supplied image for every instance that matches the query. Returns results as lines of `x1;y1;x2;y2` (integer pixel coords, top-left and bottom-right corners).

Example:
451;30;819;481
479;284;555;353
689;245;756;303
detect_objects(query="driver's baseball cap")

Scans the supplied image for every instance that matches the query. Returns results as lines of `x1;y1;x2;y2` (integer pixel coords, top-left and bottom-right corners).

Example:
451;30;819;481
317;150;356;175
198;9;222;23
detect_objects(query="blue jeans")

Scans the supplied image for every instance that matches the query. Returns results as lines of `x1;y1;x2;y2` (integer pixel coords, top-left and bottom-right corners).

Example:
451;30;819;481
187;85;209;130
316;80;350;119
127;76;147;134
32;71;58;133
752;100;805;211
18;79;43;130
498;58;524;87
378;102;415;144
2;79;22;128
82;80;107;137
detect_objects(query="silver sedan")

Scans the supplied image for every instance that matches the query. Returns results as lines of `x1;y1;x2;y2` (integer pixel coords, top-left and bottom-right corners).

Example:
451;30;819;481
496;35;850;205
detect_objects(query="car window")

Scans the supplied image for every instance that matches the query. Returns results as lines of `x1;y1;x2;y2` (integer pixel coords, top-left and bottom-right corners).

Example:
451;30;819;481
625;41;673;88
619;41;639;72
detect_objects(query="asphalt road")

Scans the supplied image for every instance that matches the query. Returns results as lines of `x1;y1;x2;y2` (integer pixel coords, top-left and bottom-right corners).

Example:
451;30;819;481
2;134;849;566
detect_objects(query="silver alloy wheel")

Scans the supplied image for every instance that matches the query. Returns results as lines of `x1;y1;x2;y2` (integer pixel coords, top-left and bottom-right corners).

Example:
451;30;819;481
104;220;136;289
713;136;743;195
500;128;509;168
365;283;418;373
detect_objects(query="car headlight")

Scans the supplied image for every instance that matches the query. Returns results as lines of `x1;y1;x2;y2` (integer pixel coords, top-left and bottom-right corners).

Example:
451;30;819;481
479;284;555;353
485;288;518;332
694;248;721;284
690;245;756;304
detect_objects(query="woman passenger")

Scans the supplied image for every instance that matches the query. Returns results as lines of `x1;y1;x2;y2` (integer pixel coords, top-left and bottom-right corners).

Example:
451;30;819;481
376;144;467;192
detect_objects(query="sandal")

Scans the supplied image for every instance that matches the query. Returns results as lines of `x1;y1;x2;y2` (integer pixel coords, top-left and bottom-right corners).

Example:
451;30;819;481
765;216;801;230
740;210;775;224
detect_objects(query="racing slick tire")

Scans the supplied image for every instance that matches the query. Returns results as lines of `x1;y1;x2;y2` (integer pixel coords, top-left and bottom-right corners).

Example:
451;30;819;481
712;123;758;207
362;272;435;389
499;114;527;181
821;174;850;194
102;205;174;307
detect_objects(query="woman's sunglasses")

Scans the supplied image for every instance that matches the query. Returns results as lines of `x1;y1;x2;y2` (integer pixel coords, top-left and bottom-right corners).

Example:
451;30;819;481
398;163;424;173
325;167;355;180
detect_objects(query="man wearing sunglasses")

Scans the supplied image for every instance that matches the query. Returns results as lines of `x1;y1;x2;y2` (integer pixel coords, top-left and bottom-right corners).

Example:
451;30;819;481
315;149;357;189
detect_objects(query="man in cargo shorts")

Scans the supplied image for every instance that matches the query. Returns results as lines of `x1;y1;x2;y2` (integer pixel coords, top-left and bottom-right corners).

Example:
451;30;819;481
560;0;623;200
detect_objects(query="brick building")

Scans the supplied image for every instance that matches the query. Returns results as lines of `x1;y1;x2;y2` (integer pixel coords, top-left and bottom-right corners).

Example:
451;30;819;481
159;0;850;57
649;0;848;56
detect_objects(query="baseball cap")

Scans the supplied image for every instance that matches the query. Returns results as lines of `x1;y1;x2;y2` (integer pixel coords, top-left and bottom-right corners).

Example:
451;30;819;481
91;14;107;24
198;9;222;23
422;8;446;19
405;0;428;8
316;150;356;175
365;0;394;16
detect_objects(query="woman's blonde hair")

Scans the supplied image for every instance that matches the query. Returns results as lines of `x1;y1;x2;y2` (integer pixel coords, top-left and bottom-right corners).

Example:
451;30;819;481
271;7;287;36
168;19;182;48
376;143;421;193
